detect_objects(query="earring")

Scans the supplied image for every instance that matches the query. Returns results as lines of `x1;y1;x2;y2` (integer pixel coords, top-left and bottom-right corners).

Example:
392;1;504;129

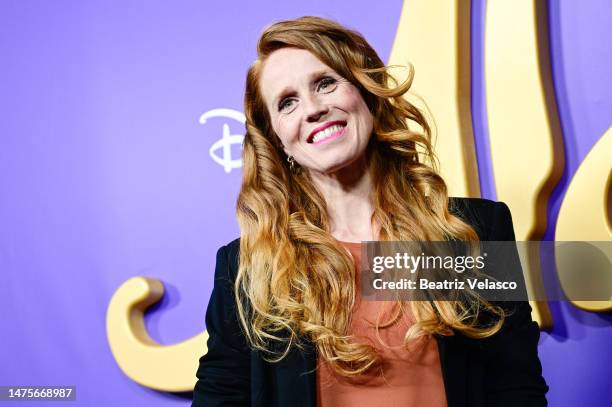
287;155;300;174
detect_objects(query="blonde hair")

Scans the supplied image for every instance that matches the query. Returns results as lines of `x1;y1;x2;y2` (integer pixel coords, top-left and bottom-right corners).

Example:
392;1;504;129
235;16;504;376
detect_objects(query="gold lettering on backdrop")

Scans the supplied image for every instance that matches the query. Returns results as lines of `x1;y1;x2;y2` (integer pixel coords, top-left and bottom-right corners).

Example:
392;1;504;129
484;0;564;328
389;0;561;328
555;128;612;311
388;0;480;197
106;277;207;391
105;0;607;392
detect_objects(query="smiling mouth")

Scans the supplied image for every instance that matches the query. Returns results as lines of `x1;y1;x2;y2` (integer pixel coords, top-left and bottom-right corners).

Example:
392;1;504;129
307;121;347;144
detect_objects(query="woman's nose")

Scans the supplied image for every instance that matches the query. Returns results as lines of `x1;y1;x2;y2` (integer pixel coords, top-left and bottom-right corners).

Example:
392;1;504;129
303;94;329;122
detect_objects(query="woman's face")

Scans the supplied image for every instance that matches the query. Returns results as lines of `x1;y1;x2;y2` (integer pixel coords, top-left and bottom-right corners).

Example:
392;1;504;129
259;48;374;175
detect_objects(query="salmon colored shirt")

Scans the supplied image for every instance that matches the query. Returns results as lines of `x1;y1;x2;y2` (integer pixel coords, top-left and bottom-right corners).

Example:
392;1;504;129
316;241;448;407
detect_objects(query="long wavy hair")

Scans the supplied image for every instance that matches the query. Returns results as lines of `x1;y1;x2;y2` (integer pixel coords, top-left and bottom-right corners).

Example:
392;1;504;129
235;16;504;376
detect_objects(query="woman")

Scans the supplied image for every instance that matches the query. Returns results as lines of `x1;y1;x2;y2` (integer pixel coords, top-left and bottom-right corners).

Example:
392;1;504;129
192;16;548;407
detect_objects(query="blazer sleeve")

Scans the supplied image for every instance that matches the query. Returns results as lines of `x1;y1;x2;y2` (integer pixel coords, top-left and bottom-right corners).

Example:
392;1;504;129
483;202;549;406
192;244;251;407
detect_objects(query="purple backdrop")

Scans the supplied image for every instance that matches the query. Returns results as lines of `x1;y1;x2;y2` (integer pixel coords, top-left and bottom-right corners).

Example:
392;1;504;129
0;0;610;405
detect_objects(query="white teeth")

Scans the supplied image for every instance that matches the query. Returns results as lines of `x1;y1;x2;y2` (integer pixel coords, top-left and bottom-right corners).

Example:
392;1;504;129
312;124;345;143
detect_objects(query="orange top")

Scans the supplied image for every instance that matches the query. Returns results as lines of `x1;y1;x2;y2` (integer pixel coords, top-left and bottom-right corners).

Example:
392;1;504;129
316;241;448;407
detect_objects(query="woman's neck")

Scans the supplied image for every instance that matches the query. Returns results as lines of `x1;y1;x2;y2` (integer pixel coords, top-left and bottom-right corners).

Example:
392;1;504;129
308;156;378;243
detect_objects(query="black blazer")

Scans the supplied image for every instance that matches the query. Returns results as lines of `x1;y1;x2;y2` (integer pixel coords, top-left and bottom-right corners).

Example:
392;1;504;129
192;198;549;406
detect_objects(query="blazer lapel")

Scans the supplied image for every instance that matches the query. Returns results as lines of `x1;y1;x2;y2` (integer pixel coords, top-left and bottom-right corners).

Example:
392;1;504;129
436;334;468;407
271;339;317;407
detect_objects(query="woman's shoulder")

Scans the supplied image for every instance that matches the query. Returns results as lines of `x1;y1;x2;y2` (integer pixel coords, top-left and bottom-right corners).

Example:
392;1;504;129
448;197;515;241
448;196;503;218
223;237;241;257
211;238;241;281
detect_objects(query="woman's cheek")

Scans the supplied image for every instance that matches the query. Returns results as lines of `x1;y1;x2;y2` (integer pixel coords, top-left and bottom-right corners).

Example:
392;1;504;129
283;118;300;144
273;117;288;144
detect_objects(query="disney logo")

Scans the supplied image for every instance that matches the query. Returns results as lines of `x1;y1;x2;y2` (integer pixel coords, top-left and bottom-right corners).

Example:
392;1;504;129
199;108;245;173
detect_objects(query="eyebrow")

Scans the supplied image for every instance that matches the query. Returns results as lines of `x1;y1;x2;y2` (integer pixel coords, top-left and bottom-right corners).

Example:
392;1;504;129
272;69;334;106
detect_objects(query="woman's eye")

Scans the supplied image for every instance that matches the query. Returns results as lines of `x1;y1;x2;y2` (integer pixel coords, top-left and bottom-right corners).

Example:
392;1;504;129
317;77;337;92
278;98;296;112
